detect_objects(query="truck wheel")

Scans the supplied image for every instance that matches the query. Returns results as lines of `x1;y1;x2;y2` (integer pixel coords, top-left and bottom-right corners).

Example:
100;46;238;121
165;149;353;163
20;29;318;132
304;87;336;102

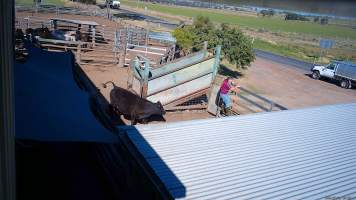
312;71;320;80
340;79;350;89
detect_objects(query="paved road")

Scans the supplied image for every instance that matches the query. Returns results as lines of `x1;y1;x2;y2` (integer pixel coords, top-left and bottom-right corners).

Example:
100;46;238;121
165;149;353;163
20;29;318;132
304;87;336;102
254;49;314;72
117;8;179;29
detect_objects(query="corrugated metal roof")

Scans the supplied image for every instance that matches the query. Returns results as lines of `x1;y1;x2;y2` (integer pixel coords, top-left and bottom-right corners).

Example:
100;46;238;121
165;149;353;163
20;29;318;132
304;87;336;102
121;103;356;199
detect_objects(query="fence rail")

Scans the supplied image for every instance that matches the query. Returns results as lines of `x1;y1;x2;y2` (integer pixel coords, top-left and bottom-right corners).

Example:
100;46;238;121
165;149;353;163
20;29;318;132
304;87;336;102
16;4;107;18
208;76;287;117
16;5;177;67
237;87;288;112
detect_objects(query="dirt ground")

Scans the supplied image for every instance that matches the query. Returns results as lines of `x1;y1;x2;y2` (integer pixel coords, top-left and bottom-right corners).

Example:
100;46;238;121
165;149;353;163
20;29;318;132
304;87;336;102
84;56;356;124
82;64;214;124
239;57;356;109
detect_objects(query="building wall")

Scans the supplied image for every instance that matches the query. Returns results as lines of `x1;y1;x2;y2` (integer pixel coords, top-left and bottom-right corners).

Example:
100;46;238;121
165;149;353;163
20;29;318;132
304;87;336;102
0;0;16;200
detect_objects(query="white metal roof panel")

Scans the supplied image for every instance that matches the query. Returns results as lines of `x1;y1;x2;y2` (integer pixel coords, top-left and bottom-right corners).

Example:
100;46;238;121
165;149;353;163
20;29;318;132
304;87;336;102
121;103;356;199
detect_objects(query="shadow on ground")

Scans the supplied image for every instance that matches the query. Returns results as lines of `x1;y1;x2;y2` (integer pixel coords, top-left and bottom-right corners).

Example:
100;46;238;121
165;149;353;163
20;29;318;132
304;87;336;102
113;13;146;20
218;64;243;78
304;74;355;90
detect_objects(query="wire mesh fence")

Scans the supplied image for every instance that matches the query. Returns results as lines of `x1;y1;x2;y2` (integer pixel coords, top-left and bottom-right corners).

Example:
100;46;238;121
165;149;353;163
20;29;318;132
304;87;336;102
177;94;208;107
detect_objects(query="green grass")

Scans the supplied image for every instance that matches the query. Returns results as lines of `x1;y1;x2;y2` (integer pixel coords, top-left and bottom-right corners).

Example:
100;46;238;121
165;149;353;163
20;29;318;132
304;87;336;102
253;39;318;62
253;39;356;63
122;0;356;40
16;0;64;5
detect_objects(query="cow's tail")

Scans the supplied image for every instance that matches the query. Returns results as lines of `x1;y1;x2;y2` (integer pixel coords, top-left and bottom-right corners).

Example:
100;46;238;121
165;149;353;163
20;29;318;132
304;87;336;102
102;81;115;88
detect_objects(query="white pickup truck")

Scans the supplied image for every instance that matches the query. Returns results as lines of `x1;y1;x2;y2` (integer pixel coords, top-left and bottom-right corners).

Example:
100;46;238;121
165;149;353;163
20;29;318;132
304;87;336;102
98;0;120;9
311;61;356;89
111;0;120;9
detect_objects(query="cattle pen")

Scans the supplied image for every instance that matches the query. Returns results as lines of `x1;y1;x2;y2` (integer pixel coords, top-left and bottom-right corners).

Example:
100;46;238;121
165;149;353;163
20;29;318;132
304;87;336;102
15;5;287;125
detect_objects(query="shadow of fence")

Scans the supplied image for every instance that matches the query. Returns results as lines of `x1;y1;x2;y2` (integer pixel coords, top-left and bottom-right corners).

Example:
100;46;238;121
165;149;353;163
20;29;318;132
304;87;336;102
237;87;288;113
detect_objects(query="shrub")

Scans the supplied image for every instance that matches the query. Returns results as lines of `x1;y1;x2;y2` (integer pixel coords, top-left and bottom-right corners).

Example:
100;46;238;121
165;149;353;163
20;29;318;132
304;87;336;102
260;9;275;17
172;27;196;55
313;16;320;23
285;13;310;21
215;24;255;68
77;0;96;4
173;16;255;69
320;17;329;25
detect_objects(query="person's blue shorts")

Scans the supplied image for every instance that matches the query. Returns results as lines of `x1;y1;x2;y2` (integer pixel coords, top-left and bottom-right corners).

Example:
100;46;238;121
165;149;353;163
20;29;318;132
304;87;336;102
220;93;231;108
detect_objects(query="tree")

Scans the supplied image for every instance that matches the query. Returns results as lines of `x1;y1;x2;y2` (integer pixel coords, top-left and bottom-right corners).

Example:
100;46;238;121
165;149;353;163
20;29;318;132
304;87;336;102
77;0;96;4
260;9;275;17
285;13;309;21
172;27;196;55
191;16;216;48
173;16;255;69
193;16;214;32
215;24;255;68
314;16;320;23
320;17;329;25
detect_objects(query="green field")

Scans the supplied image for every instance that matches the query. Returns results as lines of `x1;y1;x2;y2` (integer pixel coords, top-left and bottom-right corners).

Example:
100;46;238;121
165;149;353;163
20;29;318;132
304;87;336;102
253;39;319;62
122;0;356;40
16;0;64;5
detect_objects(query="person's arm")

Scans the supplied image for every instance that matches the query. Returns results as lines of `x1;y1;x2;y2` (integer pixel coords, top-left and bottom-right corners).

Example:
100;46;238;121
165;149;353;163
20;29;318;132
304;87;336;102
230;85;240;94
229;80;240;94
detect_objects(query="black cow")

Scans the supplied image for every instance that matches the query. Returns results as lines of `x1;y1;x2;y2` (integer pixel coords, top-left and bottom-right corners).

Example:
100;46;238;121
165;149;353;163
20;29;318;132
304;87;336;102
102;81;166;125
26;27;51;39
15;29;24;41
25;28;52;47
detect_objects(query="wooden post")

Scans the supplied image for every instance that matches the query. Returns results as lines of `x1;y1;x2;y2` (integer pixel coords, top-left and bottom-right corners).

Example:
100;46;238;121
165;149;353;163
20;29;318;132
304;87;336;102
35;0;38;13
53;19;57;30
56;5;59;16
269;102;274;112
91;27;95;47
123;27;128;66
145;25;149;47
212;45;221;81
127;57;139;89
106;0;110;20
141;59;150;99
114;29;121;67
76;42;81;63
102;26;105;39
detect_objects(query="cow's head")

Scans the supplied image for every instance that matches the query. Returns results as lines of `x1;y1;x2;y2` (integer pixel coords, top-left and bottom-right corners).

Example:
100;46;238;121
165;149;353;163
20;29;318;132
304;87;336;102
15;29;24;36
156;101;166;115
25;28;33;35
